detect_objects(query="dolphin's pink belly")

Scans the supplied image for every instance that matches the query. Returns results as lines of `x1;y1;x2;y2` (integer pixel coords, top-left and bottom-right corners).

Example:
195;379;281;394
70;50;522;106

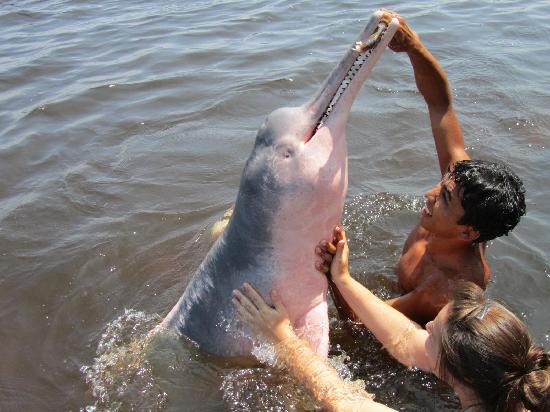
271;229;337;357
270;164;347;356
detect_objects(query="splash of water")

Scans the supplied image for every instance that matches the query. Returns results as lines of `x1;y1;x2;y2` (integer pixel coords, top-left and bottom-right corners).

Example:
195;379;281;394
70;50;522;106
220;334;362;411
81;309;167;411
343;192;422;237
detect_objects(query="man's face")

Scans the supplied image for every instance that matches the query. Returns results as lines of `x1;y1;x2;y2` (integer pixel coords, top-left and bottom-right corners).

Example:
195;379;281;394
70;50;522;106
420;175;470;240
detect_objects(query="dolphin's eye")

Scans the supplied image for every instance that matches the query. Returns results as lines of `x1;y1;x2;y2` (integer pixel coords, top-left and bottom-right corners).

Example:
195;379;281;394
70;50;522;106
275;144;294;159
281;148;294;159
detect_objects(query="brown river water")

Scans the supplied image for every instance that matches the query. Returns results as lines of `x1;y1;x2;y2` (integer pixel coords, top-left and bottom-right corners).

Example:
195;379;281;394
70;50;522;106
1;1;549;410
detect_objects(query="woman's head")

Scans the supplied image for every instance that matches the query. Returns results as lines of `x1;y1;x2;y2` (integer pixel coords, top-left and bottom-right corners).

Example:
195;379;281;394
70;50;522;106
432;281;549;411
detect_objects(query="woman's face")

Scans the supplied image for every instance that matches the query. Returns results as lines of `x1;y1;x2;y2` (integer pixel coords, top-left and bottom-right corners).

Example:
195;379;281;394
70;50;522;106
425;303;451;375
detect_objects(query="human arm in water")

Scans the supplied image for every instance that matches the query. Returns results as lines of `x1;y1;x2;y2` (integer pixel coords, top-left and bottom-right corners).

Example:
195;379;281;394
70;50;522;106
379;10;469;174
385;267;453;325
232;283;397;412
316;226;432;370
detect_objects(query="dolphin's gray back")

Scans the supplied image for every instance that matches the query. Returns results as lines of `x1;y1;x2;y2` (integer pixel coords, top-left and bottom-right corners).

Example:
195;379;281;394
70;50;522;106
166;146;283;355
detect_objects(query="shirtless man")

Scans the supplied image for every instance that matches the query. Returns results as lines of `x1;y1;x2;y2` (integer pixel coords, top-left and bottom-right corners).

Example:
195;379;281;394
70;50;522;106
319;11;526;324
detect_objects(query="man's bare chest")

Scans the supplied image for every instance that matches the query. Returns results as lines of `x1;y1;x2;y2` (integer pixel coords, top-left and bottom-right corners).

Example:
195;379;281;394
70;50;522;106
397;238;488;293
396;241;438;292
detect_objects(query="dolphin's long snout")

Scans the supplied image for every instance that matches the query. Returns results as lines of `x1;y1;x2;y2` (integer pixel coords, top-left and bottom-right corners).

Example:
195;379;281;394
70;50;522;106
304;12;399;142
354;22;388;52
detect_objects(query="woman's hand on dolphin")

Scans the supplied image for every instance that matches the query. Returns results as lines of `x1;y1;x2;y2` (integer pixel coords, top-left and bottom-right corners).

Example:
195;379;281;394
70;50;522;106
232;283;295;343
316;226;351;286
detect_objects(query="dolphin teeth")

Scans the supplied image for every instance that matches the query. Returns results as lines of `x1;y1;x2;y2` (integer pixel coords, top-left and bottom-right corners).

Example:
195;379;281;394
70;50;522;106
312;22;389;135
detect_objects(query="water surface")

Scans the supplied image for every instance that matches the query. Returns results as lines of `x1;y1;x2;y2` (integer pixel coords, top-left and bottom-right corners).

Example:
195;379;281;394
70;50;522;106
1;0;549;410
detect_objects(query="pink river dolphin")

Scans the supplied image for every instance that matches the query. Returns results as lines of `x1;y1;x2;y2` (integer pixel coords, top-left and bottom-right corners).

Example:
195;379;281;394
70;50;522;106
162;11;399;357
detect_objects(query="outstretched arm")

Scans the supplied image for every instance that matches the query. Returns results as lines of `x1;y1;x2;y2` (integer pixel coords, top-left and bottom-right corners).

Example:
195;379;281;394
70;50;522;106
328;277;362;323
383;11;469;175
232;284;396;412
316;236;361;323
317;226;432;371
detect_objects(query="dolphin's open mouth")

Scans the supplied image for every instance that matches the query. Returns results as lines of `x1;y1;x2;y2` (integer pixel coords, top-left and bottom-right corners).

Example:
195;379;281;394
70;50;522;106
313;22;388;134
305;14;396;143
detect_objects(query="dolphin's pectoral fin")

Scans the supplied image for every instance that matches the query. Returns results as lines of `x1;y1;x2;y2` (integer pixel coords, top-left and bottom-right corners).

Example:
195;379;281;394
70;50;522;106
211;207;234;241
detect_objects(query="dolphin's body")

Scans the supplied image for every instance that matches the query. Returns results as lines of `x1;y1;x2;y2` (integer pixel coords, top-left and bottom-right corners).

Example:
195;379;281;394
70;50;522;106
162;12;399;357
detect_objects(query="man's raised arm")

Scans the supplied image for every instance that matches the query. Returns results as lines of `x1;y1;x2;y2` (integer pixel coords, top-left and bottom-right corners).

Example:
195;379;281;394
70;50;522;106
384;11;469;175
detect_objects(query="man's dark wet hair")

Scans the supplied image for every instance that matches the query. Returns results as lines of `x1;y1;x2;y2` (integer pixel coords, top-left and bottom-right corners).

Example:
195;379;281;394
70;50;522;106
449;159;526;243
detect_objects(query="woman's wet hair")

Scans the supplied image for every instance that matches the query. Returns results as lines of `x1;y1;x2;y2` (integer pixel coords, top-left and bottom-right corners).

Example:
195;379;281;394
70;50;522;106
438;281;550;411
449;159;526;243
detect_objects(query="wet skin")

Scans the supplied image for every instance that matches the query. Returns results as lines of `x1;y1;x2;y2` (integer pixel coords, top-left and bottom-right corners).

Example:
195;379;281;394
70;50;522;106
391;175;490;323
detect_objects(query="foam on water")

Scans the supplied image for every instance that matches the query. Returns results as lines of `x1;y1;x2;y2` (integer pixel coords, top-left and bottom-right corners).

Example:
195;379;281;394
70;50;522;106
221;342;361;411
221;367;314;411
81;309;166;411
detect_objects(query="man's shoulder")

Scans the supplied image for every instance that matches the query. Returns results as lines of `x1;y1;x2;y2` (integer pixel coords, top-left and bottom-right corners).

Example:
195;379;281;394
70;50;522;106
456;245;490;287
403;224;430;249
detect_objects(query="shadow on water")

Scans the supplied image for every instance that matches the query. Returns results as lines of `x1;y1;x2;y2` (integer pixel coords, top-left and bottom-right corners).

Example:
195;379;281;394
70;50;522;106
81;193;460;411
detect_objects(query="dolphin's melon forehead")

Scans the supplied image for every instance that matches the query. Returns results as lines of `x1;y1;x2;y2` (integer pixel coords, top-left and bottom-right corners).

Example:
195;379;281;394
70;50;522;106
257;106;308;145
